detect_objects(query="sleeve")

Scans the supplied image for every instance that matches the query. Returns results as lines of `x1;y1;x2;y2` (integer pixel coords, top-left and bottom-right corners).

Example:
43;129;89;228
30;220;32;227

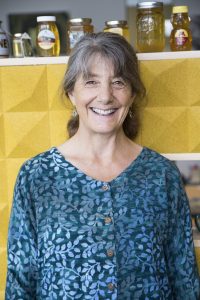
5;165;38;300
165;163;200;300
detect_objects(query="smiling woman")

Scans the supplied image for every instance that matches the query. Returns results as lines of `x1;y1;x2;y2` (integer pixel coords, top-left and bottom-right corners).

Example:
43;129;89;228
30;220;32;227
63;32;146;139
5;32;200;299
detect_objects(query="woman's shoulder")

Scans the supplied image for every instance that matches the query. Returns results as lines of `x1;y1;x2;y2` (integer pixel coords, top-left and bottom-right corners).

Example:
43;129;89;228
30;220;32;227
17;147;58;179
142;147;180;175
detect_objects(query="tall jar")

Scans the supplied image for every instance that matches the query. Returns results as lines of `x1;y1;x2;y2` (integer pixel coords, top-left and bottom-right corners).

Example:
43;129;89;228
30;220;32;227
104;20;130;42
36;16;60;56
0;21;9;58
67;18;93;54
170;6;192;51
136;2;165;52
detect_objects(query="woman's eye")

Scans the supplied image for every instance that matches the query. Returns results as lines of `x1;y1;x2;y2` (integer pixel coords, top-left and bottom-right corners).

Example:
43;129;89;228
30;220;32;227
85;80;97;86
112;80;125;88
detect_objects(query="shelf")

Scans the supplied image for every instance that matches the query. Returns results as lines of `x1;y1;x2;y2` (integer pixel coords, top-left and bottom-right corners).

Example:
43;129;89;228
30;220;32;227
0;50;200;66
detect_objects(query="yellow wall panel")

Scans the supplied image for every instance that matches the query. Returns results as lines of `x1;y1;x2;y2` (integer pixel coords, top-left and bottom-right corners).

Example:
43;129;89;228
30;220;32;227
4;112;50;158
0;114;5;158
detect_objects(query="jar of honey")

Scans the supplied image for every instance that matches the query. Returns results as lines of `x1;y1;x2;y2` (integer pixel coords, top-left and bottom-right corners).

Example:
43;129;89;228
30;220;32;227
67;18;93;54
136;2;165;52
104;20;130;42
36;16;60;56
170;6;192;51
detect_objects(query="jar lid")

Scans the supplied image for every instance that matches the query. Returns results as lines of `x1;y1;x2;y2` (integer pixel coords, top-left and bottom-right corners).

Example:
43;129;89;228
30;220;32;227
172;6;188;14
137;2;163;9
37;16;56;22
13;33;22;38
69;18;92;25
105;20;128;26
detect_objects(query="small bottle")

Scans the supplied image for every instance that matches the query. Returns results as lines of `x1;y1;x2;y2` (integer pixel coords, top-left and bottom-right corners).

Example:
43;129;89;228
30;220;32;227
12;33;33;58
170;6;192;51
67;18;93;54
36;16;60;56
0;21;9;58
104;20;130;42
136;2;165;53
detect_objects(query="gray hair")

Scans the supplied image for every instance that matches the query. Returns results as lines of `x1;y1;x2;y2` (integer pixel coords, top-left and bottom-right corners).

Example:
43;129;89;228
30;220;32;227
63;32;146;138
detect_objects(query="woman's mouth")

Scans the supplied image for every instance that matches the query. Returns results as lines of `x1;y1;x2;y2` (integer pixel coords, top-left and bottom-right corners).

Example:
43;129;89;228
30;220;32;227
90;107;117;116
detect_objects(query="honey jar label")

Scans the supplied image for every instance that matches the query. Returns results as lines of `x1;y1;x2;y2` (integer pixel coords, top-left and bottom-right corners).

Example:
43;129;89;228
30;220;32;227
175;29;188;46
0;33;9;56
69;31;84;49
37;29;55;50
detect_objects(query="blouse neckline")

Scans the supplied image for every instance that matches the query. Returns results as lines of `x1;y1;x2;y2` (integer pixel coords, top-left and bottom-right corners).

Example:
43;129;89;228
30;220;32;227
52;146;147;184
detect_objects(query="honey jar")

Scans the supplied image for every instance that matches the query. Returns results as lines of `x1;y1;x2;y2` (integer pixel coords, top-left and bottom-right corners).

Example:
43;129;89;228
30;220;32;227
67;18;93;54
170;6;192;51
36;16;60;56
136;2;165;52
104;20;130;42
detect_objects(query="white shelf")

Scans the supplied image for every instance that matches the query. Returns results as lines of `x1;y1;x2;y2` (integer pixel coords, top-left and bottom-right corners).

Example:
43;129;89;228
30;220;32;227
0;50;200;66
162;153;200;161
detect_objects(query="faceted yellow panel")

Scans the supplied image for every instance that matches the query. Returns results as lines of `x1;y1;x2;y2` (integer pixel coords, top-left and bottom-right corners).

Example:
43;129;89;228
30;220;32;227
0;114;5;158
0;204;9;248
49;110;71;145
47;64;68;110
188;107;200;152
139;58;179;90
0;160;7;206
0;249;7;298
0;68;2;112
140;59;189;107
141;107;188;153
2;66;48;112
4;112;50;158
187;59;200;106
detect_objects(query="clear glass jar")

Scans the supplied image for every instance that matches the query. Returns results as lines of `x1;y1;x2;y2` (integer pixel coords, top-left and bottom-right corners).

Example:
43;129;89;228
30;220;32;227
36;16;60;56
104;20;130;42
67;18;93;54
12;33;33;57
0;21;9;58
136;2;165;53
170;6;192;51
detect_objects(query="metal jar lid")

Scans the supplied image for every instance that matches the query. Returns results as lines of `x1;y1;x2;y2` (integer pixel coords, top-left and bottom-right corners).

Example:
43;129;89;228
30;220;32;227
172;6;188;14
105;20;128;27
69;18;92;25
137;2;163;9
37;16;56;22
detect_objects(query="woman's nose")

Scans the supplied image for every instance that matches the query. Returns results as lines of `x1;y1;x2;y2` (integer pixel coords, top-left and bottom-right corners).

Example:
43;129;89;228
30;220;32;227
97;83;113;104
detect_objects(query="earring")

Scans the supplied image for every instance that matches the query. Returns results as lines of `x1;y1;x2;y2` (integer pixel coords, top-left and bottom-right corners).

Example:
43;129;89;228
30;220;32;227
128;109;134;119
72;107;78;117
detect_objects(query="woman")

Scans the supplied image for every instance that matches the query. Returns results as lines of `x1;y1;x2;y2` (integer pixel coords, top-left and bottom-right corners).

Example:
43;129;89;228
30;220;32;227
6;32;200;299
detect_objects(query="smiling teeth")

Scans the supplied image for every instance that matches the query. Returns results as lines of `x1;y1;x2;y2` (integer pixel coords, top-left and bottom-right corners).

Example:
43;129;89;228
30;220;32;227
92;108;116;115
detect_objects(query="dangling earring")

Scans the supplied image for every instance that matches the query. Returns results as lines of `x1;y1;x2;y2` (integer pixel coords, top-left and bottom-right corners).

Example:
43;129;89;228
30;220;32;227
128;109;134;119
72;107;78;117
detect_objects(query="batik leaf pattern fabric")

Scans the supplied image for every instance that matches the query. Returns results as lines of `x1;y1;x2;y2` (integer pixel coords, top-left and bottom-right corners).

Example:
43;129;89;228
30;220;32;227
5;147;200;299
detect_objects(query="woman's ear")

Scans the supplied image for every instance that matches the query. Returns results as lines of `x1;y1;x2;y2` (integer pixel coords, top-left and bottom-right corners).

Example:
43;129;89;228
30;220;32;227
68;91;76;106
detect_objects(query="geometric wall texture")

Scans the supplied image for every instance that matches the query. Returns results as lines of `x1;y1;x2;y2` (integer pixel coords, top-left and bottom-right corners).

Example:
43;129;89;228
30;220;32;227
1;58;200;298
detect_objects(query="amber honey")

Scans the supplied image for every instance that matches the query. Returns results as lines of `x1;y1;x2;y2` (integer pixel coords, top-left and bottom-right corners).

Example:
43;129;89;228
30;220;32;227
136;2;165;53
36;16;60;57
170;6;192;51
104;20;130;42
67;18;93;54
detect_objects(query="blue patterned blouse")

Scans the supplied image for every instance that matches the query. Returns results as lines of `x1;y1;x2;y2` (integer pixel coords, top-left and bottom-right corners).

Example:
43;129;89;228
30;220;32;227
5;146;200;300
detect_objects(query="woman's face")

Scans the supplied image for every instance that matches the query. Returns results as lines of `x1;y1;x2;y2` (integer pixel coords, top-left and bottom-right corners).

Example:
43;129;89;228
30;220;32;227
68;55;133;137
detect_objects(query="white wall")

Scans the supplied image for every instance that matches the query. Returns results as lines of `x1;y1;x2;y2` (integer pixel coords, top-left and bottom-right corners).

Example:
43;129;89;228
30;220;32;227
1;0;126;32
